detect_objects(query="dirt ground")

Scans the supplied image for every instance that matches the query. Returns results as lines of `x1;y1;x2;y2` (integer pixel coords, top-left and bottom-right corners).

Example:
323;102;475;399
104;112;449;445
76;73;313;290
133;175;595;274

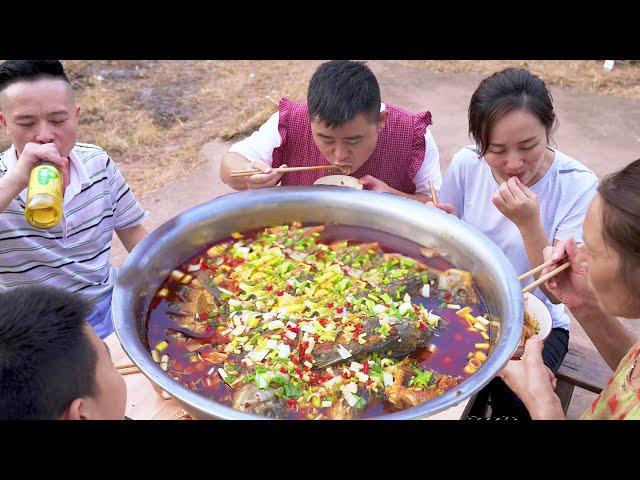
1;60;638;197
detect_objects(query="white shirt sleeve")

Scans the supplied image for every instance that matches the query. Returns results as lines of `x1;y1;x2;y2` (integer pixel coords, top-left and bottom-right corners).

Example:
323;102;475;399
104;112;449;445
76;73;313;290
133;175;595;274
554;178;598;243
411;129;442;195
227;111;282;167
438;151;466;217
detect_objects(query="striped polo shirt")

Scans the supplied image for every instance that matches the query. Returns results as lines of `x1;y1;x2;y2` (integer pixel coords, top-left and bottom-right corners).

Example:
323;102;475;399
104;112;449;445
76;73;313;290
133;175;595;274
0;143;147;301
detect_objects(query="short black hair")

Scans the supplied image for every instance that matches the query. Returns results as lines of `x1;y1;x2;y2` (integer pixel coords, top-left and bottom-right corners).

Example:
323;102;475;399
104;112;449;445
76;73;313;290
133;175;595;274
0;60;70;93
307;60;381;127
0;286;97;420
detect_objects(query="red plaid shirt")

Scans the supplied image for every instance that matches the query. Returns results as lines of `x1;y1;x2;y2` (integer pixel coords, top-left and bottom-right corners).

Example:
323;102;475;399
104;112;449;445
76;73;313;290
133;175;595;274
272;98;432;193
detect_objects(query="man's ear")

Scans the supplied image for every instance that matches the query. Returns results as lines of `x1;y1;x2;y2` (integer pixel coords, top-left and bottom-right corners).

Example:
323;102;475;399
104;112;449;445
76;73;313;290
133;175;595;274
0;111;7;131
61;398;90;420
377;110;387;131
75;105;80;120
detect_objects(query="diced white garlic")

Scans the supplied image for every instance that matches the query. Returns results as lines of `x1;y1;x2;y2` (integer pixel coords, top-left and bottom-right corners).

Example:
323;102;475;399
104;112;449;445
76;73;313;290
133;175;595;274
285;331;297;340
349;361;364;371
398;302;413;316
373;304;387;314
247;348;270;362
277;344;291;358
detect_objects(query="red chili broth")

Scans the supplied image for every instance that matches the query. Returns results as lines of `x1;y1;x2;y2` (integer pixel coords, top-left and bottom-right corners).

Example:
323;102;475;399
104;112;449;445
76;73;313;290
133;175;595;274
145;224;491;419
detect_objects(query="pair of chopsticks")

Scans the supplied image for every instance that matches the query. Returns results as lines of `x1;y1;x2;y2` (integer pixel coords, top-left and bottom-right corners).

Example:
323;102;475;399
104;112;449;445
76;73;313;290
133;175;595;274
230;164;342;178
519;244;584;293
116;363;141;376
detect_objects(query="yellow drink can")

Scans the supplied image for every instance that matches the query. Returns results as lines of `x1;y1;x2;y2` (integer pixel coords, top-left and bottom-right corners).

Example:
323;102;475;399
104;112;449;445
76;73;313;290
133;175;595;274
25;164;63;229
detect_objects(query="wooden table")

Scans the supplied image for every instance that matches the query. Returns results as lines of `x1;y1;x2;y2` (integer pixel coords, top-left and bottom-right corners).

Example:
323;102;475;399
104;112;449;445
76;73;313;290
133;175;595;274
106;333;471;420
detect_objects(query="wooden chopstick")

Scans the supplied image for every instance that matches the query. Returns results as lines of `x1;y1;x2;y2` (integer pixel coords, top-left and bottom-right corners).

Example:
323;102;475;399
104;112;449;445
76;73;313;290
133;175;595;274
116;363;136;370
229;164;341;178
518;243;584;282
518;258;557;281
521;262;571;293
428;180;439;205
116;363;141;376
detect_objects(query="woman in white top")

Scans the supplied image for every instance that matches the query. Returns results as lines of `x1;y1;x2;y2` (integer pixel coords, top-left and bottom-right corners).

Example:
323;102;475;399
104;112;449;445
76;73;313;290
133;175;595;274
437;68;599;419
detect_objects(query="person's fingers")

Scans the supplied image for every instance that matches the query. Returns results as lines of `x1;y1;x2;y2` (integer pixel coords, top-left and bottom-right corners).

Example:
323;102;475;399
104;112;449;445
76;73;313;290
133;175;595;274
492;190;506;210
439;203;455;214
541;245;561;288
248;172;279;186
58;158;70;191
499;182;516;203
35;148;66;169
431;202;456;214
426;201;453;214
565;237;581;262
522;337;544;361
551;239;567;262
515;177;536;199
507;177;527;201
545;367;558;389
498;361;515;380
250;159;272;174
358;175;375;186
247;163;288;187
21;144;69;190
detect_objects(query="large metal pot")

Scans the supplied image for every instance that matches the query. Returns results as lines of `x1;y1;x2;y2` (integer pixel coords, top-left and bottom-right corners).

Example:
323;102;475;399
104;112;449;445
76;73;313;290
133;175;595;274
112;187;523;419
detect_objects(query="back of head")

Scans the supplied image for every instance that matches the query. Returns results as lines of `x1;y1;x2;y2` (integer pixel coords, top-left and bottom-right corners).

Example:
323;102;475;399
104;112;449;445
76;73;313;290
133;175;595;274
307;60;381;127
0;60;70;94
597;159;640;297
0;286;96;419
468;67;557;156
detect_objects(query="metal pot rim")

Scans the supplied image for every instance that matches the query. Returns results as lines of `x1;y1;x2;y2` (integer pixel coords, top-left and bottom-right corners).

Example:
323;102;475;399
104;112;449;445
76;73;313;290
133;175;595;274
113;186;523;420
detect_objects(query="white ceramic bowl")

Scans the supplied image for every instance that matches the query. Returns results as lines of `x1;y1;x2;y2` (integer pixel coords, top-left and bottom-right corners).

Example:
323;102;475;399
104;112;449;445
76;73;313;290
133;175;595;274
512;292;553;358
313;175;363;189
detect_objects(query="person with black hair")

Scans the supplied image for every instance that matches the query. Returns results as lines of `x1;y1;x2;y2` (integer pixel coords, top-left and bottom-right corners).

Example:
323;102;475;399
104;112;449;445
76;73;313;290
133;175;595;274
436;68;599;419
0;60;148;339
0;286;127;419
220;60;442;203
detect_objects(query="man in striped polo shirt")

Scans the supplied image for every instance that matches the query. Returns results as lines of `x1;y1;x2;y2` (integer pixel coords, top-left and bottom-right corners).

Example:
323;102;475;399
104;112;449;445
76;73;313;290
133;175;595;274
0;60;148;338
